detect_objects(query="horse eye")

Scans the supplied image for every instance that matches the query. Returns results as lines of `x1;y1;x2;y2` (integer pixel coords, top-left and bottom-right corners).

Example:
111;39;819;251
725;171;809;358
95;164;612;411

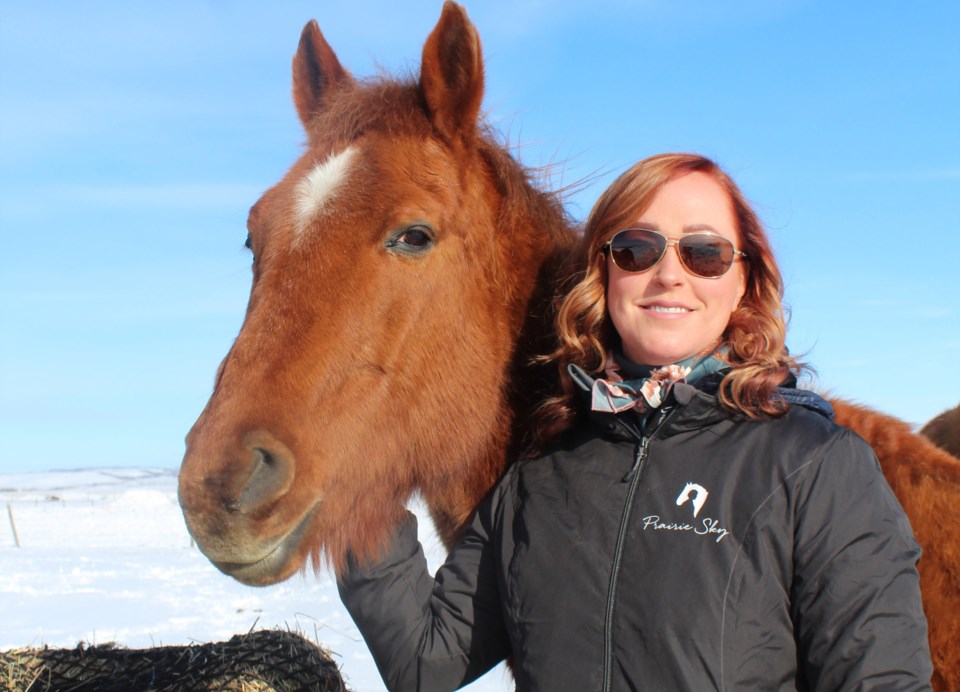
244;232;258;270
400;228;431;247
385;225;435;256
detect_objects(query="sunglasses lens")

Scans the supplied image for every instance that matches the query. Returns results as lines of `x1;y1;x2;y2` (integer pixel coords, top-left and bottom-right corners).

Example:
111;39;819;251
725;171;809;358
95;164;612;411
678;235;734;278
609;230;665;273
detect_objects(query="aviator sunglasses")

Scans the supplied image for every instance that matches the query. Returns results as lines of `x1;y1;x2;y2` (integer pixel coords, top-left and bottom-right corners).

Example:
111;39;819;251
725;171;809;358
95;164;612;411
604;228;747;279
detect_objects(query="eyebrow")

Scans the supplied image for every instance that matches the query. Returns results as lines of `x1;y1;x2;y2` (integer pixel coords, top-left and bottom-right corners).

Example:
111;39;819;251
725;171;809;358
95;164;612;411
634;222;721;234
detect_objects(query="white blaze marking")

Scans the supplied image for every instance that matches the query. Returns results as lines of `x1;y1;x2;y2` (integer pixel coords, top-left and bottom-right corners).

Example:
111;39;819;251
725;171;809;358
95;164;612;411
295;146;357;233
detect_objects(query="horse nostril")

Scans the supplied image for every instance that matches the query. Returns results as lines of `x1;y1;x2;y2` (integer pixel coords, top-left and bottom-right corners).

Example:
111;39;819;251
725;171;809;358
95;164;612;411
256;447;276;467
235;441;296;514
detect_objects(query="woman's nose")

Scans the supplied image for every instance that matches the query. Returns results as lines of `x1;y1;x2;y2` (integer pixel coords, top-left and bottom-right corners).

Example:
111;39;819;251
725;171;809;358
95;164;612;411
652;242;685;283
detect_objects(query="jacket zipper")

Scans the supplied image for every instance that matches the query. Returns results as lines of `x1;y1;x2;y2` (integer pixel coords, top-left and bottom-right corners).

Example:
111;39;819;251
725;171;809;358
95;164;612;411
602;407;672;692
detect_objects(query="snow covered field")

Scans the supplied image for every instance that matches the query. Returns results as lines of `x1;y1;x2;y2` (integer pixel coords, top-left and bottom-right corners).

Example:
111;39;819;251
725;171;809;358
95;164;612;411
0;468;512;691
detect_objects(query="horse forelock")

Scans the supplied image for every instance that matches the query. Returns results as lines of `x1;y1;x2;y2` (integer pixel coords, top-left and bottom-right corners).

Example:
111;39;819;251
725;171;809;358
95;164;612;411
303;78;432;144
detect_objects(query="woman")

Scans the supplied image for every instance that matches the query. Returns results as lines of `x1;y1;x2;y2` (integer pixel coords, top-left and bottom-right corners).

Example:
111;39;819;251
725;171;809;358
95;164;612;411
338;154;932;690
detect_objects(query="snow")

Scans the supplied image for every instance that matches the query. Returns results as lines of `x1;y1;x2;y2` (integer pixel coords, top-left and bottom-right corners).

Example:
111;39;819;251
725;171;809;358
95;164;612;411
0;468;512;691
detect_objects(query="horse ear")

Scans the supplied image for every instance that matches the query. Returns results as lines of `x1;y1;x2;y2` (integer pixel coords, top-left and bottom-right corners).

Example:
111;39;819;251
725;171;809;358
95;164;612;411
419;1;484;143
292;20;352;131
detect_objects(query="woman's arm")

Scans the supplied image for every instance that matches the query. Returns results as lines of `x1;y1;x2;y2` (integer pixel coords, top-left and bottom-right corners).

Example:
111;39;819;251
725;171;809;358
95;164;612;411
337;497;510;691
791;429;933;690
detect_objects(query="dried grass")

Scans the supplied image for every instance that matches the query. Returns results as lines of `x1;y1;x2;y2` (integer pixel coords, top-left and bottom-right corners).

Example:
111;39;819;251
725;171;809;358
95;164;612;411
0;629;347;691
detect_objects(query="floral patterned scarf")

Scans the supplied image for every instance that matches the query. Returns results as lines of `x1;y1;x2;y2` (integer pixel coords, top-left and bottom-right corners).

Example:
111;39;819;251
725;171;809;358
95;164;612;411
589;350;728;414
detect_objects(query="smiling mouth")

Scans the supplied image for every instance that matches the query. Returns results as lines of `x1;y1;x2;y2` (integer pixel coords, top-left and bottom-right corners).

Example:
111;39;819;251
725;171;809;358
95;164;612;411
645;305;691;313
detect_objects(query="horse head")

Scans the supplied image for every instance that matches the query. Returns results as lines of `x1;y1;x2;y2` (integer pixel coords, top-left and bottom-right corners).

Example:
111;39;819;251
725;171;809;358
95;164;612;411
178;2;573;585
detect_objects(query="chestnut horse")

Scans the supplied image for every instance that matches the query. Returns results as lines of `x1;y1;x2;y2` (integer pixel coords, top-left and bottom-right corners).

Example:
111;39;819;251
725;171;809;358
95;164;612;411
178;3;960;687
923;403;960;458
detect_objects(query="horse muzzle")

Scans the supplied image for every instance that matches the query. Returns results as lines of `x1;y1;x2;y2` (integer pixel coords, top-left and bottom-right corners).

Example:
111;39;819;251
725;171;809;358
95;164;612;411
179;428;320;585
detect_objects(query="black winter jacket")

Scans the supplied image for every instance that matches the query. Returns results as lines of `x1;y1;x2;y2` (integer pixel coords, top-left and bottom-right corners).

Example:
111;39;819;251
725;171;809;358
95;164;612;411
338;381;932;691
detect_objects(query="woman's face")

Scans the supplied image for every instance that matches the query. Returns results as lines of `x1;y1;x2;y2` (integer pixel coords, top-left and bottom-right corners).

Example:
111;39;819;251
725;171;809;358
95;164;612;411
606;171;747;365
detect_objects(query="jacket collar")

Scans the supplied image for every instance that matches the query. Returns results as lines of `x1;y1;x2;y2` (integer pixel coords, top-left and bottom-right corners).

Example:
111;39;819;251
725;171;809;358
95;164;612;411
567;364;834;443
568;364;732;442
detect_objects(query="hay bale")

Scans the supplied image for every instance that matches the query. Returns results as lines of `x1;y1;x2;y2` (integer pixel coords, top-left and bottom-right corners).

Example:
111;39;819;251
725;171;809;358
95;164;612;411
0;629;347;691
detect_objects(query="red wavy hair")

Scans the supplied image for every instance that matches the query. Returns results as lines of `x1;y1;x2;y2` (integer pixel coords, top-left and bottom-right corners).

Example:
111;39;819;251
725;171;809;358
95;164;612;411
533;153;803;447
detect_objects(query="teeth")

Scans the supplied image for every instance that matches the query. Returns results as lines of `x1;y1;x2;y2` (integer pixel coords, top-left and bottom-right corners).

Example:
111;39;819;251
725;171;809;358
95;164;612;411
648;305;689;313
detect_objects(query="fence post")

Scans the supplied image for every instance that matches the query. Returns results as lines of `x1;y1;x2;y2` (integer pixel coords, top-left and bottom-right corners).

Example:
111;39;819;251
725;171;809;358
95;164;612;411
7;501;20;548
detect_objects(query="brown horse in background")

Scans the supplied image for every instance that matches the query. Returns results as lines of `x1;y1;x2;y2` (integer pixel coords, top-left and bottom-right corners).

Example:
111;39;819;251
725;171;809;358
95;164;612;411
923;403;960;458
177;3;960;687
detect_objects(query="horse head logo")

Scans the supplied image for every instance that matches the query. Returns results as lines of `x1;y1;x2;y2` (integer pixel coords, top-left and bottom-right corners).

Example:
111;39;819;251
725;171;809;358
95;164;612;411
676;482;709;518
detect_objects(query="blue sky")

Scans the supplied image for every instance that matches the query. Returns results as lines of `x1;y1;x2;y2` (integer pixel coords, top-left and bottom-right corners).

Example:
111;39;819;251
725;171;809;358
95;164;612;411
1;1;957;474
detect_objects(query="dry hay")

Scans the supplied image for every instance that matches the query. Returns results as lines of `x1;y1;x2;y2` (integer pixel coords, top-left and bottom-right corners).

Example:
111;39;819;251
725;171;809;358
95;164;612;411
0;629;347;691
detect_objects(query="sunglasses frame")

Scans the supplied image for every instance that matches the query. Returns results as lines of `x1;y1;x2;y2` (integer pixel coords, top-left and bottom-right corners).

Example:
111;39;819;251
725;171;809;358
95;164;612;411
603;228;747;279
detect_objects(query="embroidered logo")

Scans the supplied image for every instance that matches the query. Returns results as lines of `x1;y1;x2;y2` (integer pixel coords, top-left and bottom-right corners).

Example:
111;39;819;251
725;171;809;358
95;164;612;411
641;481;731;543
676;482;708;517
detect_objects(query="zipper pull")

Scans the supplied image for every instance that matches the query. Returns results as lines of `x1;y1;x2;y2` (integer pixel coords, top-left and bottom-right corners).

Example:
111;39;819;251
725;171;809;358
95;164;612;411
622;437;650;482
621;405;673;483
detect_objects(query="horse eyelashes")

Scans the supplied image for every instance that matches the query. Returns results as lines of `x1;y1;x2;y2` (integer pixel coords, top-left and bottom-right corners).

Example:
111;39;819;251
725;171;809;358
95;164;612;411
385;225;436;256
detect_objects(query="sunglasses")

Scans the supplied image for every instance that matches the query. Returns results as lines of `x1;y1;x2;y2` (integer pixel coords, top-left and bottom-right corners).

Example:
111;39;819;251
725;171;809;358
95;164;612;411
604;228;747;279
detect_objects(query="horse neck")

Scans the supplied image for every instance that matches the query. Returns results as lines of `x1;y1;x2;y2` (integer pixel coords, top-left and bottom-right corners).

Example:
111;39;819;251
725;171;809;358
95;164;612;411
425;142;576;545
495;176;576;460
428;209;573;549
